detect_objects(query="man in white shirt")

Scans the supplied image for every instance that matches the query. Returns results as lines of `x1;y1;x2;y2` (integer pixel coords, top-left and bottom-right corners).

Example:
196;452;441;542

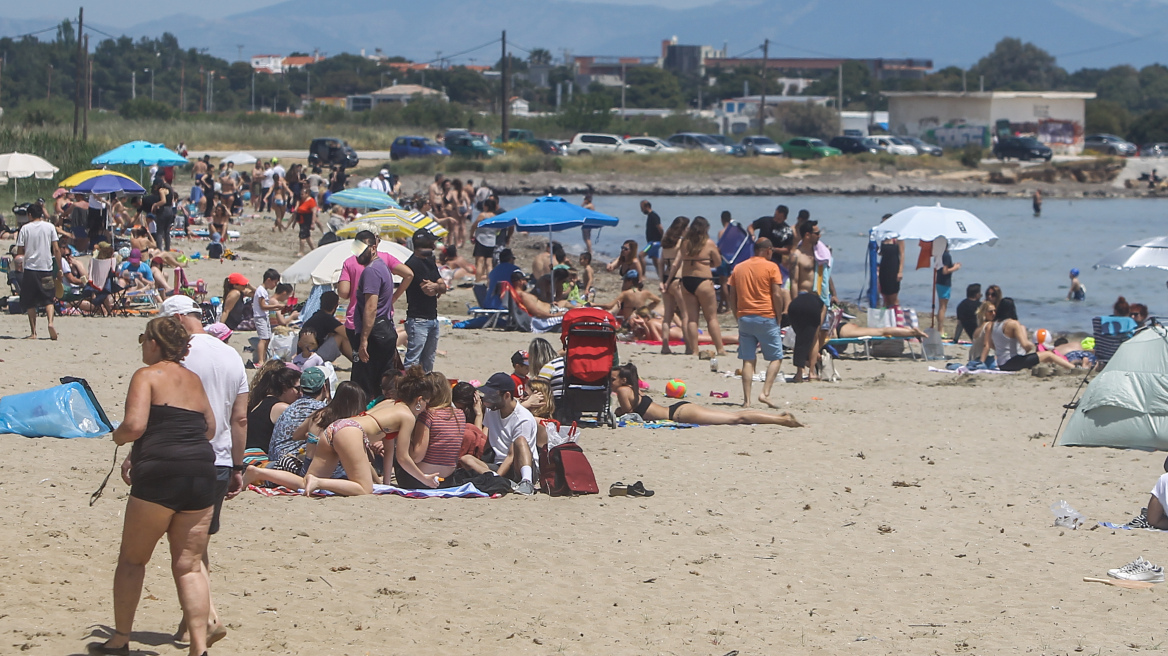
15;204;60;340
459;373;538;495
133;295;249;644
368;169;392;194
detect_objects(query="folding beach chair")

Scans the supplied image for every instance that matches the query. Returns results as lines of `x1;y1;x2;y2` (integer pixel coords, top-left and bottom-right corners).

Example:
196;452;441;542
1093;315;1137;368
466;283;508;328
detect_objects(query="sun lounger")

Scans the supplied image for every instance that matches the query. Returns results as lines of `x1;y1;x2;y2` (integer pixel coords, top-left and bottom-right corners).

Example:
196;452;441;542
827;335;921;360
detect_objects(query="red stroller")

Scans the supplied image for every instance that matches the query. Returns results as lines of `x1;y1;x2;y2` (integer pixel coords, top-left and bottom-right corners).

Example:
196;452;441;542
555;307;619;428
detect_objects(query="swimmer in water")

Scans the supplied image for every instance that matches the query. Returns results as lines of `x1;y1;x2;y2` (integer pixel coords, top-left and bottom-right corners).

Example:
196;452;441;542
1067;268;1086;302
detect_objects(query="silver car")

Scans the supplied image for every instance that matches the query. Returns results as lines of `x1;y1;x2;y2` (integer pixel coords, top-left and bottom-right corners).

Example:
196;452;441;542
740;135;784;156
1085;134;1137;156
666;133;731;154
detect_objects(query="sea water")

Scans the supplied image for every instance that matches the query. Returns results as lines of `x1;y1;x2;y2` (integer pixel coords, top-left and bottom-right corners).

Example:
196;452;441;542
502;194;1168;333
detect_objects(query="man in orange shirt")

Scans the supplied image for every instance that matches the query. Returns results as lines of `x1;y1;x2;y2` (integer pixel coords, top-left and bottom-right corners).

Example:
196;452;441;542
727;238;789;409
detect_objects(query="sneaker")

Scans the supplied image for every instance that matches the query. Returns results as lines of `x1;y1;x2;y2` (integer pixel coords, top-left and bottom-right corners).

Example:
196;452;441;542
1126;508;1152;529
1108;556;1165;582
510;480;534;496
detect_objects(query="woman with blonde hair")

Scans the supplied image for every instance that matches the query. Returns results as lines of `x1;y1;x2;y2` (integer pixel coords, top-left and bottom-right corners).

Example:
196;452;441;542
658;216;691;354
395;372;467;489
668;216;725;356
98;317;218;656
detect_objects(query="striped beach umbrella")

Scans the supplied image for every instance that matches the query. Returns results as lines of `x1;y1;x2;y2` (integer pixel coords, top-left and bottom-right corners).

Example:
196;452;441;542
335;208;448;240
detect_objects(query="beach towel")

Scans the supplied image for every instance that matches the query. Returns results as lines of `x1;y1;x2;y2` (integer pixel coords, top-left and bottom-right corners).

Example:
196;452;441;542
617;417;700;429
249;482;490;498
1098;522;1168;532
928;366;1017;375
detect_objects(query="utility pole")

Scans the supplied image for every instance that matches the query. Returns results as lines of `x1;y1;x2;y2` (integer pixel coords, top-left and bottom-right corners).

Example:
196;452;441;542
73;6;83;138
47;64;52;100
132;71;136;99
620;62;626;119
501;30;509;139
83;34;89;140
251;70;255;112
962;69;967;93
180;62;185;111
837;63;843;132
146;68;154;101
758;39;768;134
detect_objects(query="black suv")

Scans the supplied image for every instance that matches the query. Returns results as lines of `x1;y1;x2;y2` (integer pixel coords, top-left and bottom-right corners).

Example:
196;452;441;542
308;137;359;168
992;137;1052;162
828;135;879;155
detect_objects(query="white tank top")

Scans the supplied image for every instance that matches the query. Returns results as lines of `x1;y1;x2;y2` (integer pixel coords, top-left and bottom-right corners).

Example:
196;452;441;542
991;321;1023;362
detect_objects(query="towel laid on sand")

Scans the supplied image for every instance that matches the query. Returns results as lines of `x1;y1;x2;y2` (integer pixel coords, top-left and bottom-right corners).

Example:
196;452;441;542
249;482;489;498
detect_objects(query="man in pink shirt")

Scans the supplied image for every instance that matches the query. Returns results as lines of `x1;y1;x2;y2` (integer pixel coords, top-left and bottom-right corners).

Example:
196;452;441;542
337;230;413;367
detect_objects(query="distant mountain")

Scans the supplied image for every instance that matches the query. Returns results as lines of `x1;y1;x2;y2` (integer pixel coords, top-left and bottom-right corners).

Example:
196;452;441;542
9;0;1168;71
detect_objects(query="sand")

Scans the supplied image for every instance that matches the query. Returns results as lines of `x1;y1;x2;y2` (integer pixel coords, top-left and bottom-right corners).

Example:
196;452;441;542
0;214;1164;655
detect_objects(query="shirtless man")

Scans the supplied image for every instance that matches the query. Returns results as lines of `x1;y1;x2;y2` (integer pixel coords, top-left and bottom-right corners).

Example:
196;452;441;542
510;270;566;319
428;173;445;209
605;270;661;322
191;156;207;181
219;166;237;215
787;221;829;382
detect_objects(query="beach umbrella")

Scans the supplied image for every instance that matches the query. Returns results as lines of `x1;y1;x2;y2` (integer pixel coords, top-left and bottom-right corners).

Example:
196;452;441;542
0;152;58;202
70;174;146;195
476;195;620;248
335;208;448;240
328;188;401;210
1094;235;1168;271
220;152;257;166
58;169;138;189
281;239;412;286
869;203;998;251
92;141;188;167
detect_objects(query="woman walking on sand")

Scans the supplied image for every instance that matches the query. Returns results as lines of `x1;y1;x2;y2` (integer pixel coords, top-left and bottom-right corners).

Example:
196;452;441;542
669;216;725;356
94;317;219;656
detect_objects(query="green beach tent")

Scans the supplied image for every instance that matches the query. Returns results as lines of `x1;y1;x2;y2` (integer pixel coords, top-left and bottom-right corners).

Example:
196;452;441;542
1059;326;1168;451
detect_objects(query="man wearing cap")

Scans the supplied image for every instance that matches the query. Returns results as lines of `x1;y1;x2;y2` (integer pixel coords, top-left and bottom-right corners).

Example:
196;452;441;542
727;237;788;408
459;373;538;495
369;169;392;194
403;229;446;372
15;203;60;340
337;230;413;384
268;367;331;463
353;237;403;397
132;295;248;644
604;269;661;322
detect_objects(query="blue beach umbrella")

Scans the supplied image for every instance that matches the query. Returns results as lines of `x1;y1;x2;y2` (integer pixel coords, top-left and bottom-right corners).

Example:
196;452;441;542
328;187;401;210
71;174;146;195
477;195;619;247
93;141;188;167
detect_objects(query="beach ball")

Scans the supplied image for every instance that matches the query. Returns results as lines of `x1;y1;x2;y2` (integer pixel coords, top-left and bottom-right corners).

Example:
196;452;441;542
664;379;687;399
1081;337;1096;351
1035;329;1050;346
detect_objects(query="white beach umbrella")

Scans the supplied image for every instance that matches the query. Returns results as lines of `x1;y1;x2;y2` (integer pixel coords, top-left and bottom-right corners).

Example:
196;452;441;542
0;152;59;202
1094;235;1168;271
869;203;998;251
220;152;257;166
282;239;412;286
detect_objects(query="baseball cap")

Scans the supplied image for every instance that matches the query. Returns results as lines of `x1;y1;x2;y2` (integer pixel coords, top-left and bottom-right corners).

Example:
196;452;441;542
128;248;142;266
511;350;528;365
300;367;327;394
160;295;201;317
477;372;517;397
379;169;389;176
227;272;249;286
624;269;640;280
204;322;233;342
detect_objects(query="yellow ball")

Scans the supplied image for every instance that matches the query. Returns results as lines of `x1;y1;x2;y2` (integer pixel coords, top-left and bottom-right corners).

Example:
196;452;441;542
664;379;687;399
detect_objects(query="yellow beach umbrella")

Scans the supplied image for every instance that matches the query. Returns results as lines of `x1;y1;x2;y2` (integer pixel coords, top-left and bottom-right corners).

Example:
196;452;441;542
335;208;449;241
59;169;138;188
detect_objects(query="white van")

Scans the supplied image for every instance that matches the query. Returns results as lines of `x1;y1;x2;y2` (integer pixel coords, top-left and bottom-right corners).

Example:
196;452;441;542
568;133;651;156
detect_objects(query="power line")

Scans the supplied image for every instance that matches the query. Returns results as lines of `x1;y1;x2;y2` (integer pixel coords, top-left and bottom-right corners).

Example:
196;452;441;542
0;24;61;41
81;24;119;40
1055;30;1162;59
415;37;501;66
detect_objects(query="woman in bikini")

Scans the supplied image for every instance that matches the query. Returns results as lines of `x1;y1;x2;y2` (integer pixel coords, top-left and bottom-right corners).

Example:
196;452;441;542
244;367;433;496
612;363;800;427
209;201;230;243
266;173;291;231
606;240;644;289
669;216;725;356
658;216;691;355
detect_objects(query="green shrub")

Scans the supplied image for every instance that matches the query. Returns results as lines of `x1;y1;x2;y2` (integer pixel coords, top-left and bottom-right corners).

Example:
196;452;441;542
119;98;175;121
959;143;984;168
8;100;70;127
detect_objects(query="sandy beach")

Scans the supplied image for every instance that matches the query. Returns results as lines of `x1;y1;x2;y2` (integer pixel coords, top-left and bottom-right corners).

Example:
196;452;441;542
0;214;1164;656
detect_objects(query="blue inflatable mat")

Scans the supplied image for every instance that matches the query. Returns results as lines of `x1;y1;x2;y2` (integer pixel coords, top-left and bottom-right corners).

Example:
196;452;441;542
0;377;113;438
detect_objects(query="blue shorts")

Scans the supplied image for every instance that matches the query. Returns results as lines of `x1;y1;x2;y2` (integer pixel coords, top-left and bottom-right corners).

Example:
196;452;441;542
737;315;783;361
643;241;661;259
935;284;951;300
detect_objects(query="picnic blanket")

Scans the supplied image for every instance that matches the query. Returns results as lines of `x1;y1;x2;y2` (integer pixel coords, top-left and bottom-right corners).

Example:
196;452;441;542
249;482;490;498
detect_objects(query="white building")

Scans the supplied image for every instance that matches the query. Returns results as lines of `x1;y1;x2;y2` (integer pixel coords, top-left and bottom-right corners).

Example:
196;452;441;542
346;84;449;111
715;95;831;135
884;91;1097;153
250;54;284;75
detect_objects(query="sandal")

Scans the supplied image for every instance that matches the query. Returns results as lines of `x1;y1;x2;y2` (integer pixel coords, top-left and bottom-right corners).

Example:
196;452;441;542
609;482;629;497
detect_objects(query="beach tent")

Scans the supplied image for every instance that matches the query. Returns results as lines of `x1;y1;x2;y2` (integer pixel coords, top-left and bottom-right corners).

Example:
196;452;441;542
1059;326;1168;451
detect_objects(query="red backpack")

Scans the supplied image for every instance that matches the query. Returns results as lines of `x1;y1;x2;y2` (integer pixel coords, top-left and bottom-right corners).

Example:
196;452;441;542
538;442;599;496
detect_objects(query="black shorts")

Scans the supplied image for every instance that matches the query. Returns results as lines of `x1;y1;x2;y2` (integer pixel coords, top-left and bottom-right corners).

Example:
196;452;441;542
87;208;106;242
473;241;494;259
209;466;232;534
131;474;218;512
20;269;55;309
299;222;312;240
999;353;1040;372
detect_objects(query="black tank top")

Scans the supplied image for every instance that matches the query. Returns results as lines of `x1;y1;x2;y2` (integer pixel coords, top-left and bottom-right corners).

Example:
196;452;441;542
224;295;247;330
878;241;900;275
246;396;281;452
130;405;214;481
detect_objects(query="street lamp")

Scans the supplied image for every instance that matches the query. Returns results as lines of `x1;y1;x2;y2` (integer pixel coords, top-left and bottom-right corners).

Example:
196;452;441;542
144;67;154;101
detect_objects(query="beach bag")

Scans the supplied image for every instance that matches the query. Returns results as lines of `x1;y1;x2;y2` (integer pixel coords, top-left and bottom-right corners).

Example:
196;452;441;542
539;440;598;497
459;425;487;461
268;332;297;362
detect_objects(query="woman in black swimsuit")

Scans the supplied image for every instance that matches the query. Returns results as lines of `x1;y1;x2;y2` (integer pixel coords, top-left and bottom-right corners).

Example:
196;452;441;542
876;213;903;307
98;317;218;656
668;216;726;356
245;363;303;457
611;364;801;427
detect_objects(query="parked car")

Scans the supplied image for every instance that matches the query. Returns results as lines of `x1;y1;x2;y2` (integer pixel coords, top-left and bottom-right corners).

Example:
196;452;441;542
868;135;918;155
532;139;567;156
625;136;684;154
666;133;731;154
1141;143;1168;157
1084;133;1137;156
496;128;537;144
308;137;359;168
781;137;841;159
443;130;504;158
842;129;864;138
828;135;880;155
899;136;943;157
390;135;449;160
567;133;650;155
993;136;1052;161
739;135;784;156
706;134;746;156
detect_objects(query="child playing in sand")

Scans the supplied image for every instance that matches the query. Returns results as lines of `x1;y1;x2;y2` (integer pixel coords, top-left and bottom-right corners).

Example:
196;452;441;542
293;331;324;370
